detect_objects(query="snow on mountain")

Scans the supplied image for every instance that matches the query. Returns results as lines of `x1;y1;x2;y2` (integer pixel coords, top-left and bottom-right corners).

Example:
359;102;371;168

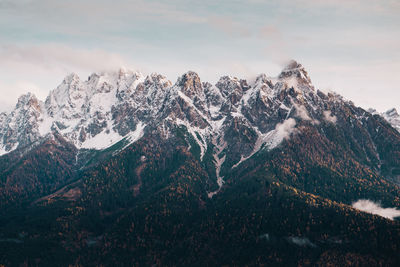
382;108;400;132
0;61;316;162
0;60;389;198
368;108;400;133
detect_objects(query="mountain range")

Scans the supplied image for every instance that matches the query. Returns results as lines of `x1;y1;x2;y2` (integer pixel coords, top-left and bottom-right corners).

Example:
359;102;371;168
1;60;400;266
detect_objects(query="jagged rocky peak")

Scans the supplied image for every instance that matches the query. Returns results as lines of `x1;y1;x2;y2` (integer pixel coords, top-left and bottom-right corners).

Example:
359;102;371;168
117;67;138;78
131;73;172;110
63;72;80;84
216;76;248;96
16;92;42;112
0;112;6;122
144;73;171;88
254;73;274;87
252;73;275;96
216;76;250;107
84;69;144;95
203;82;223;108
0;92;45;153
385;108;399;118
47;73;82;103
381;108;400;132
177;71;203;98
364;107;400;133
278;60;313;87
3;63;387;158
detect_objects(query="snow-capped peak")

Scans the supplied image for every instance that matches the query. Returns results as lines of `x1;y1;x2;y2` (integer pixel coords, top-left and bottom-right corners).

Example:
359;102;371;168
63;72;80;84
384;108;399;118
381;108;400;132
278;60;313;88
0;63;372;161
16;92;42;111
216;76;243;97
176;71;204;99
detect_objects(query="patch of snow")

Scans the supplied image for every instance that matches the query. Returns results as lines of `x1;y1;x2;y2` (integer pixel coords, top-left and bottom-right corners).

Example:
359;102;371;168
80;128;124;150
381;108;400;133
284;76;299;91
0;142;18;156
280;103;290;110
230;111;243;118
82;122;146;152
208;135;227;198
175;118;207;161
232;118;297;168
209;104;221;118
38;112;54;136
177;90;208;121
121;122;146;150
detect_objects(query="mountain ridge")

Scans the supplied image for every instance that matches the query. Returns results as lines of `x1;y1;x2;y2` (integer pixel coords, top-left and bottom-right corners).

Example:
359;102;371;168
0;60;360;156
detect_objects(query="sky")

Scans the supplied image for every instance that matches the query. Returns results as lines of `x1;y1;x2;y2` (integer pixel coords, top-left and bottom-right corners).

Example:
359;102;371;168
0;0;399;112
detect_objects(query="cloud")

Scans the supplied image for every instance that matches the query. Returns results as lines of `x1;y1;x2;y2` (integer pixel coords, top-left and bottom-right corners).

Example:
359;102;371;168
262;118;297;151
323;110;337;123
352;199;400;220
293;104;321;125
294;104;312;121
275;118;297;140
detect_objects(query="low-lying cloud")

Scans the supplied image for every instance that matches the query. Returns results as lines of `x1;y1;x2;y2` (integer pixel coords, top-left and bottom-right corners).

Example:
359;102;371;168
275;118;297;140
323;110;337;124
352;199;400;220
286;236;316;247
295;104;312;121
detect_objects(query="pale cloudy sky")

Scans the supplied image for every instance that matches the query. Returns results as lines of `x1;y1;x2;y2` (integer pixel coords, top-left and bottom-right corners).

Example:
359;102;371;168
0;0;399;112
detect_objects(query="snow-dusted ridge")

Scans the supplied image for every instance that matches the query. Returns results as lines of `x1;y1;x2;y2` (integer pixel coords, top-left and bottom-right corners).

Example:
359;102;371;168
0;60;379;195
368;108;400;133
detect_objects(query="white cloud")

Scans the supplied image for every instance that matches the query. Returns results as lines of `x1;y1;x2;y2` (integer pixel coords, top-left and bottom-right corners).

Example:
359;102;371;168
294;104;311;121
352;199;400;220
275;118;297;141
323;110;337;124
